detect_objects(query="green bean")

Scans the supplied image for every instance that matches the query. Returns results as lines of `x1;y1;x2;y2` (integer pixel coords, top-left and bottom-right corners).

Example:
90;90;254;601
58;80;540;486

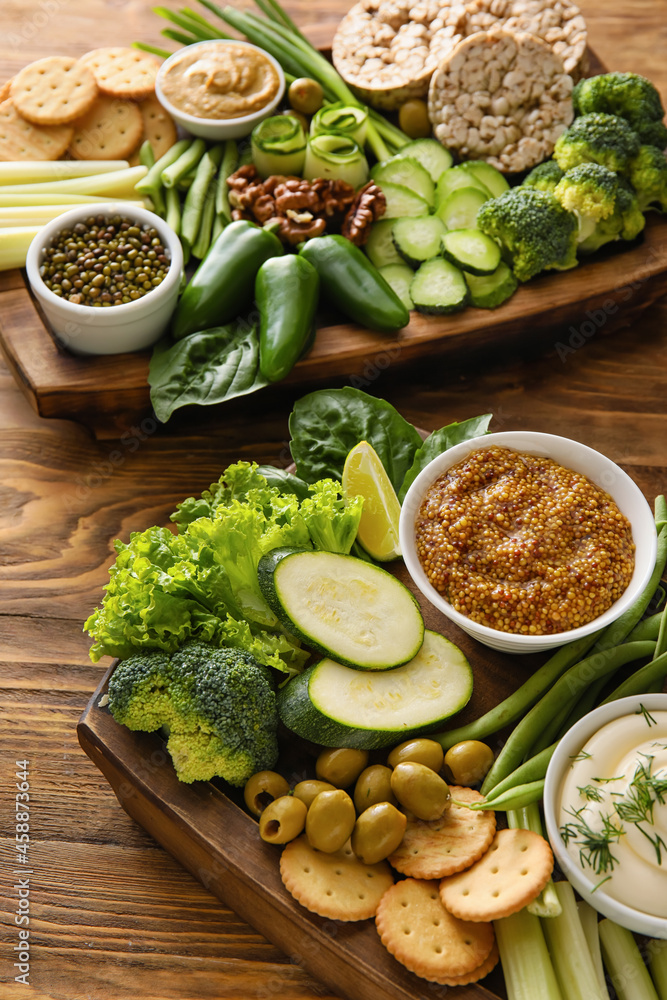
215;139;239;221
180;146;224;249
135;138;190;196
480;640;656;794
433;629;602;753
656;494;667;533
466;780;545;812
191;188;216;260
627;612;664;643
528;701;577;757
162;139;207;190
165;187;181;237
211;213;227;245
482;744;556;803
601;648;667;702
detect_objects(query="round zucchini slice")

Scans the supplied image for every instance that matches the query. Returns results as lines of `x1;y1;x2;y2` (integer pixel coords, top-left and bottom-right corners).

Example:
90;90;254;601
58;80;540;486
277;630;473;749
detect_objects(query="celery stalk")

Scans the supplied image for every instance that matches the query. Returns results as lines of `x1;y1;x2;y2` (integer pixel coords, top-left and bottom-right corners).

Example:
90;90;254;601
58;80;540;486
0;160;129;185
0;202;145;227
647;939;667;1000
0;227;40;270
599;919;660;1000
0;192;147;207
577;900;610;999
495;908;563;1000
0;166;148;197
541;883;608;1000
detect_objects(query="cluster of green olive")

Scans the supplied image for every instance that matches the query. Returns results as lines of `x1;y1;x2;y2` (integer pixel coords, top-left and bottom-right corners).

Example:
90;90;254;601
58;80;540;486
243;737;495;866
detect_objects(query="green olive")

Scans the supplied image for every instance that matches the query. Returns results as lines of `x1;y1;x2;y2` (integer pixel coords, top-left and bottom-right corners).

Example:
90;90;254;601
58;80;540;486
351;802;407;865
444;740;495;786
280;108;309;134
353;764;397;813
288;77;324;116
387;738;444;773
243;770;290;817
390;761;451;821
305;789;356;853
315;748;369;788
398;99;431;139
293;779;336;809
258;795;307;844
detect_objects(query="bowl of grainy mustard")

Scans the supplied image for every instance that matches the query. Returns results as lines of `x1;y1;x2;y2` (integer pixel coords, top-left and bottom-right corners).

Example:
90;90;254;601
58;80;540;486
26;202;183;355
399;431;657;654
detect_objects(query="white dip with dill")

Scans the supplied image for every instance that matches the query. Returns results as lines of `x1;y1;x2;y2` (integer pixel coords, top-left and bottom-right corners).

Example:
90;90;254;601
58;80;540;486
557;707;667;917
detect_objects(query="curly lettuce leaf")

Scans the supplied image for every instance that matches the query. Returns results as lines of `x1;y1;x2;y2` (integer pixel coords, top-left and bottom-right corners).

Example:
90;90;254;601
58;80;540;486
301;479;364;554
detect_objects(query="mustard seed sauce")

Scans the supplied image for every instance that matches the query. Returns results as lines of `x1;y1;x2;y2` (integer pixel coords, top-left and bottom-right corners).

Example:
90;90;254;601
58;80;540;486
415;446;635;635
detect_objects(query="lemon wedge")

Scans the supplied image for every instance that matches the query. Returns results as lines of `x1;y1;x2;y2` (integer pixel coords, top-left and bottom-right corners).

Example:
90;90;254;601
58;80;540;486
342;441;402;561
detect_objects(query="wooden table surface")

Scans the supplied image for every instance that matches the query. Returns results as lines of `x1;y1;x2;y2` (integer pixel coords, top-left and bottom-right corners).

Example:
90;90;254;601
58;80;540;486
1;3;667;998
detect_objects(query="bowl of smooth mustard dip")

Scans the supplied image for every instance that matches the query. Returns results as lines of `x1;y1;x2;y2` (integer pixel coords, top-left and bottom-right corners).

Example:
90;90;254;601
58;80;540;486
544;693;667;938
155;40;285;139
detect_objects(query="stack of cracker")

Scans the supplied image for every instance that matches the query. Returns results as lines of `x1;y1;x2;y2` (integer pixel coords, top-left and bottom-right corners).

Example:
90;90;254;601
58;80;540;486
279;785;554;988
0;48;176;163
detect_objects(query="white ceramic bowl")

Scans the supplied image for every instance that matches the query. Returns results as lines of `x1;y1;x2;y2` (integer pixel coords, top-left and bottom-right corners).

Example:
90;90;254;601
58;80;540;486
155;40;285;140
544;693;667;938
399;430;657;654
25;203;183;356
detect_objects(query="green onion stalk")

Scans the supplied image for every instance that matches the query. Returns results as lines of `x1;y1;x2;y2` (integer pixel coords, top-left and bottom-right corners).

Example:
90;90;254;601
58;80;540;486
251;115;307;179
303;133;369;187
310;102;369;147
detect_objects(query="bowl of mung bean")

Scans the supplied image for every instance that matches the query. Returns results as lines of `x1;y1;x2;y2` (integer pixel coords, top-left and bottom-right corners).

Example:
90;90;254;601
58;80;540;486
25;202;183;355
399;431;658;654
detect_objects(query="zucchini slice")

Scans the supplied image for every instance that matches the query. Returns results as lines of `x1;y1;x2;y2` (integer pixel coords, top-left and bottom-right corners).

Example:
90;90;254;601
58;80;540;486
371;156;435;208
435;164;491;207
277;630;473;749
257;548;425;670
436;186;490;231
441;228;501;276
465;261;518;308
378;263;415;311
392;215;447;266
410;257;468;315
365;219;404;268
375;181;430;219
458;160;510;198
393;138;454;182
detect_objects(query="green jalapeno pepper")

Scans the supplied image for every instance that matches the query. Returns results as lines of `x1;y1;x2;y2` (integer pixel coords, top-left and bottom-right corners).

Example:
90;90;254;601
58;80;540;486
256;255;319;383
298;234;410;334
171;220;284;341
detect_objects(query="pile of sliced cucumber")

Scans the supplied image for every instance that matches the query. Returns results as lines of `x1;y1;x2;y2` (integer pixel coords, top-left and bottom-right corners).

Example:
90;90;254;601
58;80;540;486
367;139;518;314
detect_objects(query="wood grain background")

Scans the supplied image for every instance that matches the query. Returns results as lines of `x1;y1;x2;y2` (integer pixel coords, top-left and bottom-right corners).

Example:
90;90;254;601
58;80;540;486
1;3;667;999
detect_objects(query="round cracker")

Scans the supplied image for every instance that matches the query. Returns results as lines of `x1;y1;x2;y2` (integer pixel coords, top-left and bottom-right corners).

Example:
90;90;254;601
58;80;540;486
437;940;500;987
0;79;13;103
388;786;496;879
376;878;495;983
10;56;98;125
0;99;73;161
79;47;160;100
439;827;554;922
280;835;394;922
68;94;143;161
138;94;178;159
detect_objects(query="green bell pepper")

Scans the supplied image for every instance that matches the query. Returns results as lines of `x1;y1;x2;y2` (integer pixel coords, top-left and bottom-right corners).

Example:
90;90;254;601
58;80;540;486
256;255;320;383
171;219;284;341
298;234;410;334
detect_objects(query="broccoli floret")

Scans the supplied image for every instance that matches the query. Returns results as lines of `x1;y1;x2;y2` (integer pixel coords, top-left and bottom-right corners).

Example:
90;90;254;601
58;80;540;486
553;162;624;246
572;72;666;149
628;144;667;213
576;179;645;255
477;187;578;283
522;160;565;194
553;113;641;175
107;642;279;785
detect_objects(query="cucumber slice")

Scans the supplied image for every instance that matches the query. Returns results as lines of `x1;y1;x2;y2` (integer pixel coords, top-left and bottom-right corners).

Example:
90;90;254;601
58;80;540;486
392;215;447;266
375;181;430;219
365;219;404;268
435;164;492;207
372;156;435;208
378;263;415;311
458;160;510;198
393;139;454;182
441;228;501;276
410;257;468;315
257;547;425;670
465;261;518;308
436;186;490;231
277;630;473;749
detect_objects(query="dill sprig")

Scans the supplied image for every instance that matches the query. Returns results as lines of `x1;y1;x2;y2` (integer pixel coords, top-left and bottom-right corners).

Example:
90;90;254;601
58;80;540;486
559;806;625;875
636;703;658;727
615;755;667;865
577;784;605;803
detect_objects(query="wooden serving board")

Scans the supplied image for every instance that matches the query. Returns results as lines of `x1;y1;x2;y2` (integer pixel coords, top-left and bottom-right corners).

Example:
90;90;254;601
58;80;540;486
77;559;557;1000
2;215;667;437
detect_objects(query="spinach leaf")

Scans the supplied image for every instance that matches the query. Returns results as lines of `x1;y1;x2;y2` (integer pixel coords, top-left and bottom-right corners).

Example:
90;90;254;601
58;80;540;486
289;387;423;492
149;323;268;423
398;413;493;501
